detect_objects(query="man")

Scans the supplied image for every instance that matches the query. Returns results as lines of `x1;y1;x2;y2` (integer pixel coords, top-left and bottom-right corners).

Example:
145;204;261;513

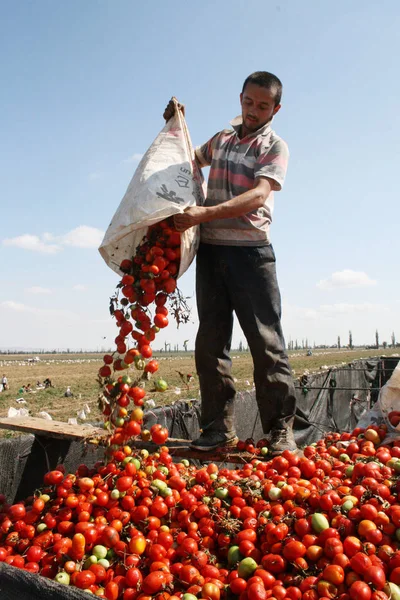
1;374;8;391
163;71;297;455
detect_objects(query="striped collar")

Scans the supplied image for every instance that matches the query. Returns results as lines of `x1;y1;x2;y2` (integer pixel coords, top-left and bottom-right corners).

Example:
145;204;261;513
229;115;272;139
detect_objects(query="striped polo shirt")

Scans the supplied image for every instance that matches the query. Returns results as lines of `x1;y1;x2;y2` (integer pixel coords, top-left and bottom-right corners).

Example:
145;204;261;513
195;116;289;246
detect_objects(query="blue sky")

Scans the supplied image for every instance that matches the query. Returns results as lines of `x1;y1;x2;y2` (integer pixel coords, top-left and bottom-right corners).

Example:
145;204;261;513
1;0;399;351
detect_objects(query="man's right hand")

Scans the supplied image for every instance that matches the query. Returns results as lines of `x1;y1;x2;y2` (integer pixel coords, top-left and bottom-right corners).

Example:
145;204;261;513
163;97;185;121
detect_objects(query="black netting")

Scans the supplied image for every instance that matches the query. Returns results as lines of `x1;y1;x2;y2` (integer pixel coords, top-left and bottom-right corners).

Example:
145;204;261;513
0;562;90;599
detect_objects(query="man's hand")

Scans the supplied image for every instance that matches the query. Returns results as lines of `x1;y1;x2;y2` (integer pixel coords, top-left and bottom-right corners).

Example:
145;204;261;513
174;206;207;232
163;97;185;121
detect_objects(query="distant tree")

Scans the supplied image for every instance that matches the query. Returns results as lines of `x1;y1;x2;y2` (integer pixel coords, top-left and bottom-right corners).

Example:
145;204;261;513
349;331;353;349
375;329;379;348
183;340;189;352
164;342;170;352
383;341;387;349
305;338;308;349
295;340;299;350
238;340;243;351
392;332;396;347
337;336;341;350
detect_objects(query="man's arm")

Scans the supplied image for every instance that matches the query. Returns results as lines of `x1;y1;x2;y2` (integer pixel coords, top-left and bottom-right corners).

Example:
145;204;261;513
173;177;272;232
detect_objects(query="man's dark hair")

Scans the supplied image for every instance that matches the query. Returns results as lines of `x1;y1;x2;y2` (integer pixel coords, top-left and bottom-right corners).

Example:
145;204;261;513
242;71;282;106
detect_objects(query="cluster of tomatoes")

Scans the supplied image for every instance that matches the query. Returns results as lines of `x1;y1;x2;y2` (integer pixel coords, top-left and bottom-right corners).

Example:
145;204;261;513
98;218;183;451
2;422;400;600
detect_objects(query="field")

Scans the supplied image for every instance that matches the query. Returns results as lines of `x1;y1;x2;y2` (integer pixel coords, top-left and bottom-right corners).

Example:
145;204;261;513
0;348;398;438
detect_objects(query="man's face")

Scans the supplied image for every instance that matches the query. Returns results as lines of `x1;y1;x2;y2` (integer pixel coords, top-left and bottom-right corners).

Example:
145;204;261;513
240;83;281;134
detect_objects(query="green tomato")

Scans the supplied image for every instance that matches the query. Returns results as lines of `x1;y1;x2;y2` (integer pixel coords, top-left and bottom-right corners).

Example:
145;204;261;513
339;453;351;463
155;378;168;392
152;479;167;491
93;545;108;560
268;487;282;501
341;500;354;513
385;583;400;600
98;558;110;569
121;375;132;385
160;486;172;497
238;557;258;579
36;523;47;533
260;447;269;456
55;572;70;586
84;555;98;569
215;487;229;500
132;458;141;470
110;489;120;500
135;357;146;370
228;545;241;566
181;459;190;467
182;595;198;600
311;513;330;533
345;465;354;477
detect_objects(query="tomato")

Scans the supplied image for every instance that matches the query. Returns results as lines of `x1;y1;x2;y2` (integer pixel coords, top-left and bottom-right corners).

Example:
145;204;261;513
349;581;372;600
202;583;221;600
74;570;96;589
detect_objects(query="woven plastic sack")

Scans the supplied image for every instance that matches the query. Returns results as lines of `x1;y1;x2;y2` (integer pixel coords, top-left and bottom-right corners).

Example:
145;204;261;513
99;99;205;277
357;362;400;443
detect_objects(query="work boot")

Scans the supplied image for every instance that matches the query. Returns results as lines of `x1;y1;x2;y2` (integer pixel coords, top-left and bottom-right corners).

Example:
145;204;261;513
190;431;239;452
269;427;297;455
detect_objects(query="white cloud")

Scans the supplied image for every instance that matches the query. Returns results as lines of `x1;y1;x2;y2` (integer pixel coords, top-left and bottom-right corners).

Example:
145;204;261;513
25;286;52;295
3;234;61;254
2;226;105;254
73;284;87;291
123;153;143;163
0;301;77;319
317;269;377;290
60;226;104;249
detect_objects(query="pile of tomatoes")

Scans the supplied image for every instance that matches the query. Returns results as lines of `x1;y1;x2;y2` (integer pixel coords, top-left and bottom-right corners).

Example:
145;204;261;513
2;424;400;600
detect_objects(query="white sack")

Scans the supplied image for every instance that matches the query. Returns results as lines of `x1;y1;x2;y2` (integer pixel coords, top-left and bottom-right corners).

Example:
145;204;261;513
99;101;205;277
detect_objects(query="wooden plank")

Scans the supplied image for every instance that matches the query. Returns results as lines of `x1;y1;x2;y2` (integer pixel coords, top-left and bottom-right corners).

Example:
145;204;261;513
0;417;105;442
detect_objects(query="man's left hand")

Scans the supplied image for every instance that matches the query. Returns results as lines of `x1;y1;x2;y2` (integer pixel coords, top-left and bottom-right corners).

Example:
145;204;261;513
174;206;208;232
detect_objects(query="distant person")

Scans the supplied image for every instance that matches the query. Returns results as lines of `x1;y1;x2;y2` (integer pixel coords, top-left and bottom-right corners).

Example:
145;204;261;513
25;383;32;393
1;374;8;391
64;386;73;398
43;378;53;388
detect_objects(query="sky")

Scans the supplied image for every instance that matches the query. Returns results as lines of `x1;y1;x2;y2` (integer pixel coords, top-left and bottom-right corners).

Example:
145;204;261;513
1;0;399;351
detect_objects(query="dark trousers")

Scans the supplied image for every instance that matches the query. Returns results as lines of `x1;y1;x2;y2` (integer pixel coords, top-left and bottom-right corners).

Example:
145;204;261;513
195;243;296;435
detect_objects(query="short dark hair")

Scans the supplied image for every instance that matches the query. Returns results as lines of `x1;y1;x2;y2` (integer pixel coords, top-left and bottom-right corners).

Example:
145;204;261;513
242;71;282;106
